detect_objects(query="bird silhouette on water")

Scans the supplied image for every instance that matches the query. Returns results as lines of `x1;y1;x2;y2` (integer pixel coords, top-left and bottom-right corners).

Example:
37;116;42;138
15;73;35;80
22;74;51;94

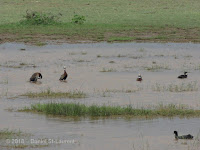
174;131;193;140
178;72;187;79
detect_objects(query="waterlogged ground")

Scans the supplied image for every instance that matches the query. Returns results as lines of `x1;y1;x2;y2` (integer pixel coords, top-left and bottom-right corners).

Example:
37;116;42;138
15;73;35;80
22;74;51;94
0;42;200;150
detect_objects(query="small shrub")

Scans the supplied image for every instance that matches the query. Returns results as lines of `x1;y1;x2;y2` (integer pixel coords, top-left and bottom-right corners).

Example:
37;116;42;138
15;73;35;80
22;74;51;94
71;14;86;24
20;10;61;25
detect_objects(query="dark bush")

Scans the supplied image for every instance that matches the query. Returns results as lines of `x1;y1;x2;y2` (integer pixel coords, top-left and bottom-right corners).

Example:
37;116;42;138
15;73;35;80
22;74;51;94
20;10;61;25
71;14;86;24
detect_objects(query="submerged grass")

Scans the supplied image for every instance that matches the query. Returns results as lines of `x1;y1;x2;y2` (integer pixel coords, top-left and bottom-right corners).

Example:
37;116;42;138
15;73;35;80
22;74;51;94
152;82;198;92
21;89;87;99
100;68;116;72
0;129;48;148
20;103;200;118
0;129;26;139
103;88;141;93
144;64;170;71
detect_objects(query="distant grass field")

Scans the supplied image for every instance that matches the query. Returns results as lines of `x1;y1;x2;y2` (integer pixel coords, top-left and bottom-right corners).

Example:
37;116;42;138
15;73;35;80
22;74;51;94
0;0;200;43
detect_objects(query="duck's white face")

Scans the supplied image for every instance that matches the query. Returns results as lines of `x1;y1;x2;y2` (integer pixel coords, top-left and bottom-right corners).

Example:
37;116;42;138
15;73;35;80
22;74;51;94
37;75;42;79
63;66;66;70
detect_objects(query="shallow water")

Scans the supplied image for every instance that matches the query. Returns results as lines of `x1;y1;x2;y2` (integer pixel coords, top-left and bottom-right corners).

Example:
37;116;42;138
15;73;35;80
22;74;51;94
0;42;200;150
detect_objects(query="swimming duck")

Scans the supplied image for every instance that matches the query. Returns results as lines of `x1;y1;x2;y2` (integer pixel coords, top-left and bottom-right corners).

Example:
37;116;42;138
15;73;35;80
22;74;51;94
59;66;68;81
174;131;193;140
30;72;42;82
136;74;142;81
178;72;187;79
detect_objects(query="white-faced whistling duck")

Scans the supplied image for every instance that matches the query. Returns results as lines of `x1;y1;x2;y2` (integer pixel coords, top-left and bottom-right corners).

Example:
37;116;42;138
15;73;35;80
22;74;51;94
178;72;187;79
136;74;142;81
59;66;68;81
30;72;42;82
174;131;193;140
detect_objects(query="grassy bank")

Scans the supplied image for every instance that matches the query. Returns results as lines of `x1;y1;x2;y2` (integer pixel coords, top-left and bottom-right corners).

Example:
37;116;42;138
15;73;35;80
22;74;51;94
20;103;200;118
0;0;200;43
21;89;87;99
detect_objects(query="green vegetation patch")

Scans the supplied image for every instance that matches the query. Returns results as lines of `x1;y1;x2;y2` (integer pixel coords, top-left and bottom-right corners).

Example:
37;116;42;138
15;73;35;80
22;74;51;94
20;103;200;118
21;89;87;99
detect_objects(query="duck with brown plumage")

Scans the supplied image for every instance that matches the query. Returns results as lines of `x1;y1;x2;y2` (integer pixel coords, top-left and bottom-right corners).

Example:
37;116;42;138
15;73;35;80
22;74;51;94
30;72;42;82
59;66;68;81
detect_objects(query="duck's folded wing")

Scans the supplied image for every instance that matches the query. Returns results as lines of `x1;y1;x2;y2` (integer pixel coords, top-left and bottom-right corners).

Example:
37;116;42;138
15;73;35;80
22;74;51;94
30;76;37;81
59;74;64;80
180;134;193;139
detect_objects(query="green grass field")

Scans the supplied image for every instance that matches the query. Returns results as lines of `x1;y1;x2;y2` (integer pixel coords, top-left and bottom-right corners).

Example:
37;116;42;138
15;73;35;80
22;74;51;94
0;0;200;43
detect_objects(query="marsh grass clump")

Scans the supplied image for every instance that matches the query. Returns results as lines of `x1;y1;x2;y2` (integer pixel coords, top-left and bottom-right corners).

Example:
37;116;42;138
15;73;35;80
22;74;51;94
0;77;8;84
109;61;115;63
71;14;86;24
144;64;170;71
35;42;47;46
152;82;198;92
21;89;87;99
97;54;102;58
69;52;76;55
20;103;200;118
0;129;48;148
20;10;61;25
103;88;141;93
19;63;36;68
138;48;145;52
194;65;200;70
81;52;87;55
0;129;25;139
129;55;143;59
100;68;116;72
19;62;27;66
117;54;126;57
76;59;85;62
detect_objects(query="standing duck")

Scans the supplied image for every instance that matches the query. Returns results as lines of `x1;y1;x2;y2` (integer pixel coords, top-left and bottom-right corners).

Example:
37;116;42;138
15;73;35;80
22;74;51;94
174;131;193;140
178;72;187;79
30;72;42;82
136;74;142;81
59;66;68;81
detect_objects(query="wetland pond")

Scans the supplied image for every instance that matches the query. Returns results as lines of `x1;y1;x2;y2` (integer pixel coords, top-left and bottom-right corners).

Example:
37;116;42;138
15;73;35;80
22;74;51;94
0;42;200;150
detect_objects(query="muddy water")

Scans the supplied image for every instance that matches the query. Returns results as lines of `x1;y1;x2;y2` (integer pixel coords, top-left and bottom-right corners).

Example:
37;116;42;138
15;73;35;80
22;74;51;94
0;42;200;150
